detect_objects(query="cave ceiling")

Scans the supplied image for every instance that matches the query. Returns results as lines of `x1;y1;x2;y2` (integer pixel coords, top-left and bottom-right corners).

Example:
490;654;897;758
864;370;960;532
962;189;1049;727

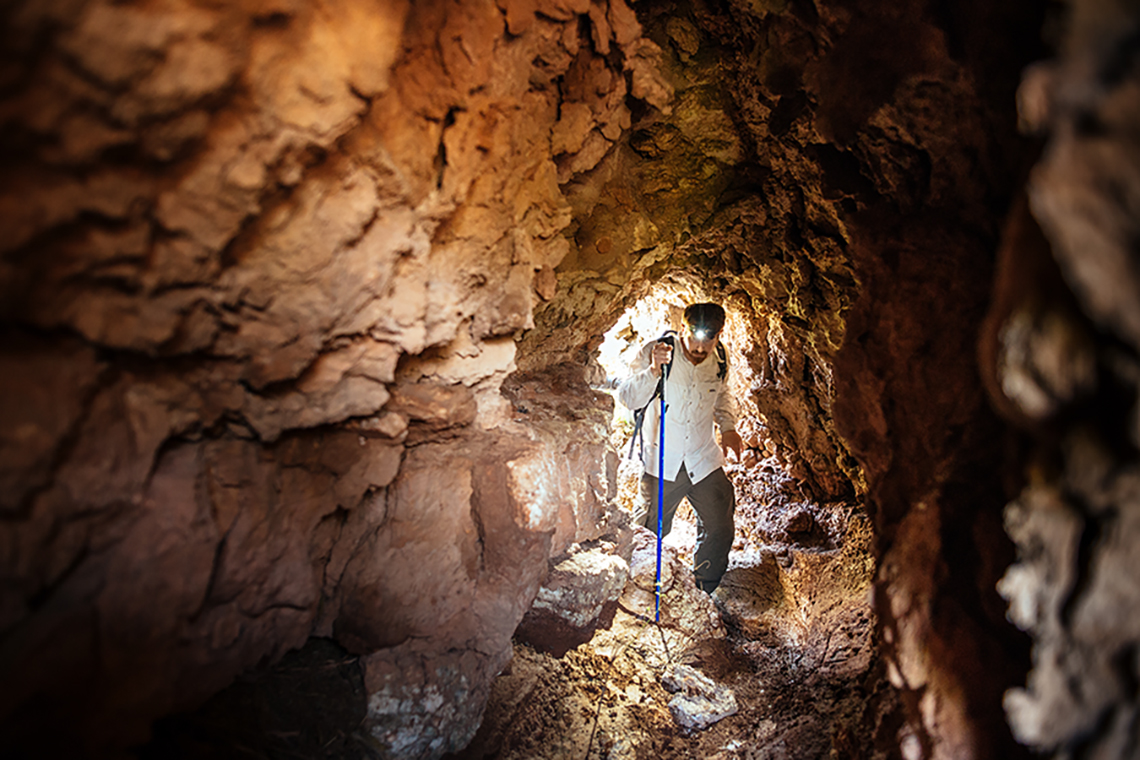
521;0;1043;503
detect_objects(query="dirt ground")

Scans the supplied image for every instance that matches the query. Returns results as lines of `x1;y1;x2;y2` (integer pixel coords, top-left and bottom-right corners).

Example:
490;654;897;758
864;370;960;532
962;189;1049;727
137;455;887;760
449;457;891;760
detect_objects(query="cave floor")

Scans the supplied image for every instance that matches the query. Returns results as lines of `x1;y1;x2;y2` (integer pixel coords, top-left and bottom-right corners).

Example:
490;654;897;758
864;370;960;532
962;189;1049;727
454;461;885;760
139;461;883;760
455;611;879;760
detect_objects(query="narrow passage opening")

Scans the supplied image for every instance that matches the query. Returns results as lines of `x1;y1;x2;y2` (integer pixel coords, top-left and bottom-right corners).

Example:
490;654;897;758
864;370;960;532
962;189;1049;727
458;289;882;759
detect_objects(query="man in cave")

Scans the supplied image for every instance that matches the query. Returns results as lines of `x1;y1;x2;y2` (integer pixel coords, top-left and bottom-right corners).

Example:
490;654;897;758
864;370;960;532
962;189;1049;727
617;302;743;593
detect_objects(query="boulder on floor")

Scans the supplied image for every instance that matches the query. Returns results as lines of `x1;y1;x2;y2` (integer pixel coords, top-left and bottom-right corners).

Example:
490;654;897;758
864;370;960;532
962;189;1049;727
516;540;632;656
662;663;738;731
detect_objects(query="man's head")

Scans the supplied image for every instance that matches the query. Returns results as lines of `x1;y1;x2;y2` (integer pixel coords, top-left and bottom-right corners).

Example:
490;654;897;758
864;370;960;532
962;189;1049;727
681;302;725;364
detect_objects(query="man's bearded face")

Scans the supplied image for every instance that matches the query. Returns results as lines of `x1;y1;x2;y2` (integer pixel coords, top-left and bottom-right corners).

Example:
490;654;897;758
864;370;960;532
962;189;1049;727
684;325;718;363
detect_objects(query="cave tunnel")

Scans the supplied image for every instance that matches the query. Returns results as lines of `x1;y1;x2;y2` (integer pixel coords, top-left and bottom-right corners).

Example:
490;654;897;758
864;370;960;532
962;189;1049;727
3;0;1140;758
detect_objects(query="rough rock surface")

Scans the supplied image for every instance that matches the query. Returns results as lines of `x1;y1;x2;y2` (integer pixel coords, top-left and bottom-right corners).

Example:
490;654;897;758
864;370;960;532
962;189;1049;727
456;467;882;759
719;510;874;662
3;0;1125;757
662;663;739;731
619;527;726;645
515;540;632;657
980;3;1140;758
0;0;653;755
516;0;1046;755
536;548;630;629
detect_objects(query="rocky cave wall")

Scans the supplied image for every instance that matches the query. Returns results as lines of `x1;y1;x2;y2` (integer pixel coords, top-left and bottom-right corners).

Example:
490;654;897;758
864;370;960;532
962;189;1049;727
0;0;637;755
520;1;1044;756
980;3;1140;757
3;0;1138;759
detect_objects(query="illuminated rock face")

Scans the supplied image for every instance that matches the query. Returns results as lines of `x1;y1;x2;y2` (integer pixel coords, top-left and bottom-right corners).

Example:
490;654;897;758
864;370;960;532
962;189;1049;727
662;663;739;731
3;0;1137;758
0;0;633;755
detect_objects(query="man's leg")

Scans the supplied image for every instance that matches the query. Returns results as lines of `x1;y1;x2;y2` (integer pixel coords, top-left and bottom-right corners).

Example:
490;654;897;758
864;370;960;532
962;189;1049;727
637;469;692;536
687;468;736;592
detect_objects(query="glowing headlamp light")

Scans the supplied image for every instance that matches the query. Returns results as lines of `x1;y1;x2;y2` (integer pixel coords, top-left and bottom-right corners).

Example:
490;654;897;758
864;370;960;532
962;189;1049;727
692;328;710;341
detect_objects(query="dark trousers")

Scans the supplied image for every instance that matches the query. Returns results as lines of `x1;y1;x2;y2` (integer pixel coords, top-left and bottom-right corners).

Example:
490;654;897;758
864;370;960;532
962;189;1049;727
636;467;735;591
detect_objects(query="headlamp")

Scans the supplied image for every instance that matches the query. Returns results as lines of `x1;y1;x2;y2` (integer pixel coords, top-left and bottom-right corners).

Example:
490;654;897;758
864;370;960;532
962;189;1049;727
692;328;710;341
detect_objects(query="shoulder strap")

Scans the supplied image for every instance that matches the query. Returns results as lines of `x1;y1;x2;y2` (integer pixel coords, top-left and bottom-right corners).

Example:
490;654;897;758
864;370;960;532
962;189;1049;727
626;333;674;460
626;334;725;460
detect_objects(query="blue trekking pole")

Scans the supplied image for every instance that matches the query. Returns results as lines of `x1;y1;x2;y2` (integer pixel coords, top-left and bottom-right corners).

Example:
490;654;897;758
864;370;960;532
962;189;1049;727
655;345;671;623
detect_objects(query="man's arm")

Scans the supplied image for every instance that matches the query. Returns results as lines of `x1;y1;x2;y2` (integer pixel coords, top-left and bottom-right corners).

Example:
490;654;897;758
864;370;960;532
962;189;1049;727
714;372;743;459
616;341;661;410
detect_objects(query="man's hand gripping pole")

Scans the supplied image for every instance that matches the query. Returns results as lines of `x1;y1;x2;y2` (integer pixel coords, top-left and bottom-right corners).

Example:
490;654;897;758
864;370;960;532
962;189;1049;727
655;338;672;624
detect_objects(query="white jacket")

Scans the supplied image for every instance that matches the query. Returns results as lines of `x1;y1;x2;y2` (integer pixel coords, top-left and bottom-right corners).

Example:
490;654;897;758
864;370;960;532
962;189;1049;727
617;337;737;484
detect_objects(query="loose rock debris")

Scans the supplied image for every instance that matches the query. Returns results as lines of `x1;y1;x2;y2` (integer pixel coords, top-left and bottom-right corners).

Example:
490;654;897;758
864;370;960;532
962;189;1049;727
662;663;738;731
452;493;888;760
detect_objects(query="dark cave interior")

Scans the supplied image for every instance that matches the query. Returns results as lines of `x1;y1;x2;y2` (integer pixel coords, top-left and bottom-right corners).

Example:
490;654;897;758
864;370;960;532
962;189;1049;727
3;0;1140;758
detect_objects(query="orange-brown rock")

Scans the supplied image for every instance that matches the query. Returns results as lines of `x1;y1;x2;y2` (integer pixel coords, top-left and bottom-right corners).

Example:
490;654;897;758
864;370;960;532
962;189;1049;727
6;0;1136;758
0;0;645;755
